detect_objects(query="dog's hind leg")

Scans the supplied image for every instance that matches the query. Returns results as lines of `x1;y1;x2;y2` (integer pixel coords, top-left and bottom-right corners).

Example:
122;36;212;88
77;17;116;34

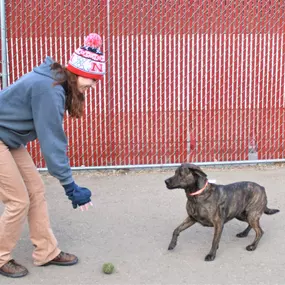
246;215;264;251
236;225;252;238
168;216;196;250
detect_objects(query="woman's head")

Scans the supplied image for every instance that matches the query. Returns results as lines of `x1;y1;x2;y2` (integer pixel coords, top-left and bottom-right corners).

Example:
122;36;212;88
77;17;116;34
66;33;106;81
51;33;106;118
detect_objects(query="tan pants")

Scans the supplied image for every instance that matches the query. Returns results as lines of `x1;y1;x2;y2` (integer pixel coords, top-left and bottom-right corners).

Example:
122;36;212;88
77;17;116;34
0;141;61;267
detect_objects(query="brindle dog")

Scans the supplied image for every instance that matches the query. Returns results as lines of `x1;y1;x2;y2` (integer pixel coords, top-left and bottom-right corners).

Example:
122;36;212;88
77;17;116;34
165;163;279;261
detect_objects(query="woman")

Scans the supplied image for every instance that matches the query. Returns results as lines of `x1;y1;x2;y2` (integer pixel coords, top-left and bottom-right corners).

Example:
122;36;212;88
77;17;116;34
0;33;106;278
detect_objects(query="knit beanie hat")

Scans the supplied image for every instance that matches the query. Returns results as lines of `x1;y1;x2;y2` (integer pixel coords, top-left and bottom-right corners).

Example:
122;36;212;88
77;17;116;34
66;33;106;80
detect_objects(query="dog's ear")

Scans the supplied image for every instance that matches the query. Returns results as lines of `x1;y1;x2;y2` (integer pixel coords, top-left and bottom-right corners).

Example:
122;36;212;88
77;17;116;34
182;163;207;178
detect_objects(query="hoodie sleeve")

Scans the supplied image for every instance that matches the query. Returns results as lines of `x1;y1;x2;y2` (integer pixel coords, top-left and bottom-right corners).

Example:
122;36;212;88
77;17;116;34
31;86;74;185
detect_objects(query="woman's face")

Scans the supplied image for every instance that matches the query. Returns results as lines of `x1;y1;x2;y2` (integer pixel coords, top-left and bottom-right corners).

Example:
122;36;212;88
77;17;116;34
77;76;97;93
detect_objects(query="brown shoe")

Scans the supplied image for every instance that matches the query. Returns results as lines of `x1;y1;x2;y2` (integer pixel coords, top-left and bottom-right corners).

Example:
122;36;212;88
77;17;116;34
0;260;28;278
44;251;78;266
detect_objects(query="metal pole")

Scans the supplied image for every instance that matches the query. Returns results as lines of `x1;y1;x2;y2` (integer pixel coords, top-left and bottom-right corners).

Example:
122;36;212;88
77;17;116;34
106;0;112;165
107;0;110;81
0;0;8;88
37;158;285;172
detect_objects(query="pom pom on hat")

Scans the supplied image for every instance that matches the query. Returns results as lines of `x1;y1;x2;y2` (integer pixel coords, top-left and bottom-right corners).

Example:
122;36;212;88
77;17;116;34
66;32;106;80
84;33;102;49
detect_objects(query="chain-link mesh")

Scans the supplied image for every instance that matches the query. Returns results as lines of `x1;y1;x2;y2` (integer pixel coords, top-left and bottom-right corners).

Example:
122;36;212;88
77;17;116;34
2;0;285;168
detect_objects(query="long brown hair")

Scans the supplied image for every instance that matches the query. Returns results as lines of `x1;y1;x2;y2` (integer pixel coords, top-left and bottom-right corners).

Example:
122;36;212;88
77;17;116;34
50;62;85;118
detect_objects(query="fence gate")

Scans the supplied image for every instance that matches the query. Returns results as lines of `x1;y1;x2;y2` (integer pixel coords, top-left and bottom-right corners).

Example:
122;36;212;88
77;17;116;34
1;1;285;169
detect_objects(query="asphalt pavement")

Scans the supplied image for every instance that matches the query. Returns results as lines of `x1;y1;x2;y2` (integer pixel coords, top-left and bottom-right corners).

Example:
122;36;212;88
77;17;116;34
1;165;285;285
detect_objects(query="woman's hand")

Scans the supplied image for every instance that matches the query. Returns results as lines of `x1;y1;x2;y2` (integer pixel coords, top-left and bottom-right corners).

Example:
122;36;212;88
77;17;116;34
63;182;92;210
80;201;93;211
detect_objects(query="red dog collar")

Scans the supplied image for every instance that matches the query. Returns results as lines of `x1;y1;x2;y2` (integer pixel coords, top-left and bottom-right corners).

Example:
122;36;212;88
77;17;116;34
189;180;209;196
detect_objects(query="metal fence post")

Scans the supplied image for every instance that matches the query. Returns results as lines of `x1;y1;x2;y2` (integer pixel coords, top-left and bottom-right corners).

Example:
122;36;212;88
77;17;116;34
106;0;112;165
0;0;8;88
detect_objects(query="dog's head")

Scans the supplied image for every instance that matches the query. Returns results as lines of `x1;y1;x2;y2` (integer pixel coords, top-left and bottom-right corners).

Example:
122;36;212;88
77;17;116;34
165;163;207;192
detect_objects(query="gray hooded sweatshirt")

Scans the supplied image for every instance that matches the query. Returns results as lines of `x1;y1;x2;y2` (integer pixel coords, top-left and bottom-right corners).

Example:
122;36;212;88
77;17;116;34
0;56;73;185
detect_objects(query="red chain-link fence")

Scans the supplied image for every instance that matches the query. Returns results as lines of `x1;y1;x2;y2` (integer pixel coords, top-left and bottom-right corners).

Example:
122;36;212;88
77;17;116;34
1;0;285;168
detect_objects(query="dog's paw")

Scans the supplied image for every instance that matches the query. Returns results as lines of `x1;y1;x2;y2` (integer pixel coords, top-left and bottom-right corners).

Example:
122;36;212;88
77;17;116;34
168;242;176;250
246;244;256;251
236;232;248;238
204;254;216;261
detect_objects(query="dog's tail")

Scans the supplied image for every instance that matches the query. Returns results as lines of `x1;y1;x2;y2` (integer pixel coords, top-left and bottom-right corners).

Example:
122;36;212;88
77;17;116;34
264;206;280;215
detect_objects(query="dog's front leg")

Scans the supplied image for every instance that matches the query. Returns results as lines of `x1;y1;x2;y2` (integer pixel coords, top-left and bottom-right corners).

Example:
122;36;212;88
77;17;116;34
205;220;224;261
168;216;196;250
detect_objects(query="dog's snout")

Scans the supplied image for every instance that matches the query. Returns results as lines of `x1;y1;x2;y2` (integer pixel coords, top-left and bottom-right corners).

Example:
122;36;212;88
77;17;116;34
165;178;174;189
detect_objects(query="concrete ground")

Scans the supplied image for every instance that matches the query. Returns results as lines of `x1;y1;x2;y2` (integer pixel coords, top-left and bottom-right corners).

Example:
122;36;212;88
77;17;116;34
1;164;285;285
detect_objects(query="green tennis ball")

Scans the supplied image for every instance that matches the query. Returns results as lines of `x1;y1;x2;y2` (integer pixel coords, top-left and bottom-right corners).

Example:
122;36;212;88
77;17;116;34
102;263;115;274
